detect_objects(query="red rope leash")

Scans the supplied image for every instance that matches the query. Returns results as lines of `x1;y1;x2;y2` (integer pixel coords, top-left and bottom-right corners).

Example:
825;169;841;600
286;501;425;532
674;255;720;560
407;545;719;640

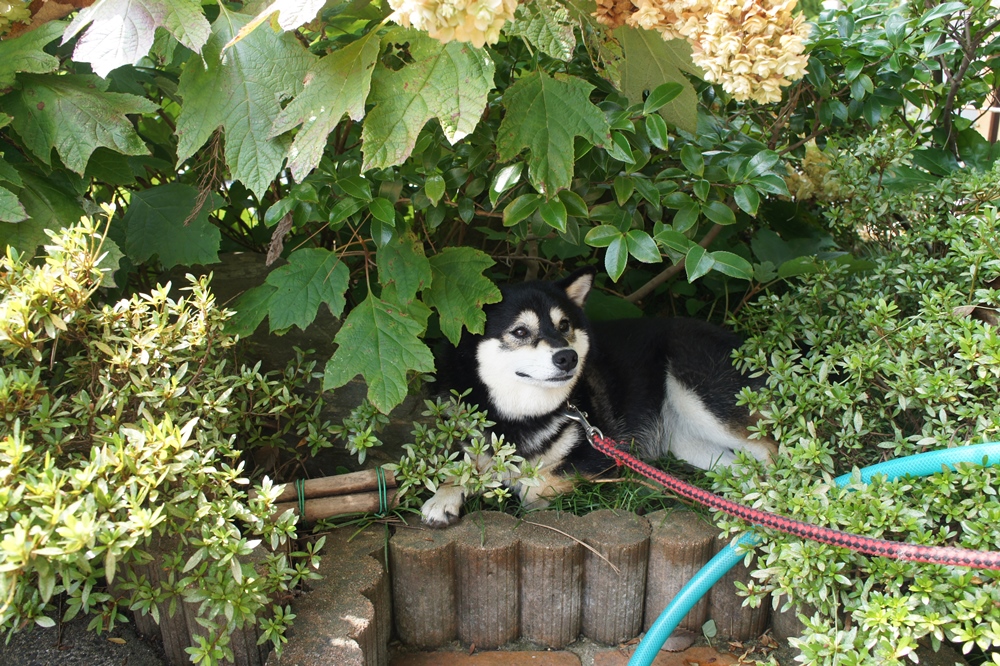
591;433;1000;571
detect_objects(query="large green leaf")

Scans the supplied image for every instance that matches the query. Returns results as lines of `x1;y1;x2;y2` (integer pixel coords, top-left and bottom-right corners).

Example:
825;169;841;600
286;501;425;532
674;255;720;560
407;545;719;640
0;168;83;254
496;71;611;194
122;183;221;268
227;283;278;337
423;247;502;345
0;74;157;175
323;293;436;413
224;0;328;49
264;247;350;332
0;22;62;89
272;31;380;179
362;29;494;170
0;185;26;223
376;233;432;304
175;8;315;198
506;0;576;61
62;0;210;78
615;28;700;135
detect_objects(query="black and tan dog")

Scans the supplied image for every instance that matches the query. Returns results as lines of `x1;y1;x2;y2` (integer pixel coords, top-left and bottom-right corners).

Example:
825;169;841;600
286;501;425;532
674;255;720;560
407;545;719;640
421;267;775;527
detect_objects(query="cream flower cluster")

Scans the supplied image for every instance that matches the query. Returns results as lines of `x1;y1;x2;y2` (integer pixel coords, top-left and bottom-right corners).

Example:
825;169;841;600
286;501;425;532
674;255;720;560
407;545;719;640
388;0;517;48
625;0;811;103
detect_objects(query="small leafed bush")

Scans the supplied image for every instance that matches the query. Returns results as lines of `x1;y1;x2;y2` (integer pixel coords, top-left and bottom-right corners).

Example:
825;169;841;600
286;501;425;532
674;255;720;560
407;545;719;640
0;217;321;664
713;177;1000;664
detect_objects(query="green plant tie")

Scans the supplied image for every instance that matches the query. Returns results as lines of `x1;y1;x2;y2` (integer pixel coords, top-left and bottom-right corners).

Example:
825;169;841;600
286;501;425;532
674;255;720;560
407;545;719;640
375;466;388;517
295;479;306;524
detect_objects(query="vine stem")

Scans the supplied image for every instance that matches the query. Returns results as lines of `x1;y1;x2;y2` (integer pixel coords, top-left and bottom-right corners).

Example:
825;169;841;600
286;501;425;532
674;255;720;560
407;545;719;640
625;223;723;304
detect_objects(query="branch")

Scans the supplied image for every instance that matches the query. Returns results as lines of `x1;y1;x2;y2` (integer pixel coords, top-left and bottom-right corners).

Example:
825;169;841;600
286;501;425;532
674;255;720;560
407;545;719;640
624;223;724;304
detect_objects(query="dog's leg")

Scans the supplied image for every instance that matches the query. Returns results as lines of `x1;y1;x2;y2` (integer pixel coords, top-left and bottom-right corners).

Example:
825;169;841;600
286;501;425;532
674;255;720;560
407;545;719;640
420;480;466;528
517;470;579;510
656;375;777;470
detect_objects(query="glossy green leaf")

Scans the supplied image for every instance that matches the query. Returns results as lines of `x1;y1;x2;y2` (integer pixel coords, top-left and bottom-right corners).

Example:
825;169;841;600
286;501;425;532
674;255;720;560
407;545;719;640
703;200;736;226
684;245;715;282
605;235;628;282
490;163;524;206
539;199;567;232
680;144;704;177
625;229;661;263
733;184;760;216
710;250;753;280
643;82;684;115
585;224;622;248
673;202;700;232
503;193;543;227
644;114;669;150
613;176;634;206
369;197;396;224
558;190;589;218
425;174;446;206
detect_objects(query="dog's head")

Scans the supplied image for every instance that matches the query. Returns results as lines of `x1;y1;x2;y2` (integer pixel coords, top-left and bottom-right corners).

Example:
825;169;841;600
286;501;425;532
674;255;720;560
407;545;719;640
475;268;595;420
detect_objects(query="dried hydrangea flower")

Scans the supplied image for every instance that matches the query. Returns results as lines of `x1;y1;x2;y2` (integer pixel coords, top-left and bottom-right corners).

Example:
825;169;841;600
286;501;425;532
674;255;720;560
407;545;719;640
388;0;518;48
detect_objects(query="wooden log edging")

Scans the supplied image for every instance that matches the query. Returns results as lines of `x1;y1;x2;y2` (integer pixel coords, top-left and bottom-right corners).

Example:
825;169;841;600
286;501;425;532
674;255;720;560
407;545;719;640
388;508;774;650
267;525;391;666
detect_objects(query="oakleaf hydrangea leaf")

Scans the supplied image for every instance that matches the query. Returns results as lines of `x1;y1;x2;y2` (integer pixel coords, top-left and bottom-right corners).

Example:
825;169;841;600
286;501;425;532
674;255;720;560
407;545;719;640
423;247;501;345
376;232;432;304
616;28;700;135
176;8;315;198
0;168;83;255
362;29;494;170
323;293;436;413
264;247;350;332
224;0;329;51
271;30;380;179
0;21;62;89
497;71;611;194
62;0;210;78
122;183;222;268
227;282;277;338
0;186;26;223
506;0;576;61
0;74;157;175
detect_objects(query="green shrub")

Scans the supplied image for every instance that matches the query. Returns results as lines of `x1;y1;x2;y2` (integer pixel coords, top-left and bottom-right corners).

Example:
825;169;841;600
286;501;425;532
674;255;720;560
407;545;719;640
0;217;322;664
713;172;1000;664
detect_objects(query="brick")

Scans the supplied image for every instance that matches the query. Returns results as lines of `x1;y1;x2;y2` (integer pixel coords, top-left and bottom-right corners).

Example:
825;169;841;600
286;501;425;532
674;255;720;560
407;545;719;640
593;646;739;666
390;650;581;666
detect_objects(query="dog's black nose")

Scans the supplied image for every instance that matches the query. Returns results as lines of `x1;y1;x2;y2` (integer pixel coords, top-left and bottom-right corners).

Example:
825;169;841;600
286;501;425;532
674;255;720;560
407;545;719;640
552;349;578;372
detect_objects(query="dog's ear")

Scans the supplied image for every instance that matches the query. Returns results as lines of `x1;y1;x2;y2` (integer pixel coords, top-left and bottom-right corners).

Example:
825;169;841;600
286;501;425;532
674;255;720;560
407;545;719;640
558;267;596;308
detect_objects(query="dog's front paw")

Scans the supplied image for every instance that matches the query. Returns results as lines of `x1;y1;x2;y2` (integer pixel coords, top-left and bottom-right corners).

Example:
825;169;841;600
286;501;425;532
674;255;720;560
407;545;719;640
420;485;465;528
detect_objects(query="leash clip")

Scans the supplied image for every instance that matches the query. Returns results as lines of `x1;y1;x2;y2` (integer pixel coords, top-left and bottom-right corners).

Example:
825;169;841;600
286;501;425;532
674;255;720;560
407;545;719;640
563;402;604;443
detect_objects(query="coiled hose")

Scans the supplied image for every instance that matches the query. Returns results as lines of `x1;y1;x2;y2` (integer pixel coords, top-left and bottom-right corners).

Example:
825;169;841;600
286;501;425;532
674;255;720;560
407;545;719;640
623;441;1000;666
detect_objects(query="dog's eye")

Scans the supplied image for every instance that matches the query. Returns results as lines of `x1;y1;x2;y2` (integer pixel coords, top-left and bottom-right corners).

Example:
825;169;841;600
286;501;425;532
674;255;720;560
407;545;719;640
557;319;571;333
511;326;530;339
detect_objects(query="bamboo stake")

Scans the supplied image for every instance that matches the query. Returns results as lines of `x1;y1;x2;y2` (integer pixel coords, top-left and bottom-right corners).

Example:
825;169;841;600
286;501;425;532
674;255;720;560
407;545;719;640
264;468;397;503
273;489;399;522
